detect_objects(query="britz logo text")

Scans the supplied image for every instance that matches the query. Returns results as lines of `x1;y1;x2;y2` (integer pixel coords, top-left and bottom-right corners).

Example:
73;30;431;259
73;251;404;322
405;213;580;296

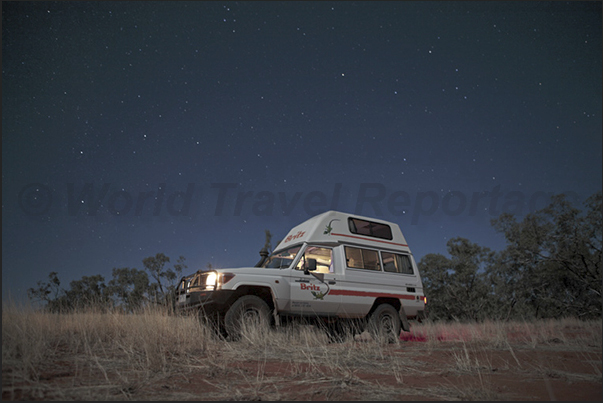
300;283;320;291
284;231;305;244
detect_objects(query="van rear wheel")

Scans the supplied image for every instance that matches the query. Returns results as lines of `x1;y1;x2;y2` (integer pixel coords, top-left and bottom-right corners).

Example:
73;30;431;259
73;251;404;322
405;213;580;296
224;295;271;340
367;304;401;344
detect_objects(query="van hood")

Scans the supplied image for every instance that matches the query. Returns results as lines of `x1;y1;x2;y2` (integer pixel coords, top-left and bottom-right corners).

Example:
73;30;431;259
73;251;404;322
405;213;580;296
214;266;283;275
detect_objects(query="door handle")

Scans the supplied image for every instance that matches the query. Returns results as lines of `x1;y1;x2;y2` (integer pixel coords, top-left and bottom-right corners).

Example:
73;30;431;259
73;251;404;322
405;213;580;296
328;280;336;285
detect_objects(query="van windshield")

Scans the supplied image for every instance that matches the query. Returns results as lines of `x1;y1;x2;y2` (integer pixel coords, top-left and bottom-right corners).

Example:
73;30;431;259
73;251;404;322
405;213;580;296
262;246;301;268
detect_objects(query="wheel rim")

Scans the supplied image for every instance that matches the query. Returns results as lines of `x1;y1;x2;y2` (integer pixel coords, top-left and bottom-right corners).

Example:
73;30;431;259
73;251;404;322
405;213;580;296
237;306;268;337
379;313;395;333
376;311;398;342
241;307;262;326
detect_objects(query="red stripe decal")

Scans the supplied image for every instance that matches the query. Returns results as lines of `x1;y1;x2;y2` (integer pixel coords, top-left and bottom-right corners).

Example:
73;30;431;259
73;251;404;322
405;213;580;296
330;232;408;247
330;289;415;300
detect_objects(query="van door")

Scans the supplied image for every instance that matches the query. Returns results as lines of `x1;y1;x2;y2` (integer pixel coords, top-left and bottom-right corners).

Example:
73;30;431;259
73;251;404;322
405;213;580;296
288;245;341;315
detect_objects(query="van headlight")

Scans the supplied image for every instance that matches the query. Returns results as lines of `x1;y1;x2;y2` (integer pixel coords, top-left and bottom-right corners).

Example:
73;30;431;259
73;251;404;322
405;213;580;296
205;272;218;290
201;271;235;291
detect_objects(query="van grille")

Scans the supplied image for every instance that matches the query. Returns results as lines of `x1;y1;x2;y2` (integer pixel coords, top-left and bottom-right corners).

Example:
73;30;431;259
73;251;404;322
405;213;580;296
180;272;211;292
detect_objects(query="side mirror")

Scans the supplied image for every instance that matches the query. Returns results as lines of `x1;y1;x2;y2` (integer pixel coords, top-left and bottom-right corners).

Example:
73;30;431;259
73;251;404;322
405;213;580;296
304;258;317;274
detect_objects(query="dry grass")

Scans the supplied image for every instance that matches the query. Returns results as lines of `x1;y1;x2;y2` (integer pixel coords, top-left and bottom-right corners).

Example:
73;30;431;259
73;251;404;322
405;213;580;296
3;303;602;401
2;303;219;400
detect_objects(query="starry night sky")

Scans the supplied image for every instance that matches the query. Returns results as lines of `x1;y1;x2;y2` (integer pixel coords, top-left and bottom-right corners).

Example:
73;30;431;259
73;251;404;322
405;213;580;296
3;1;602;303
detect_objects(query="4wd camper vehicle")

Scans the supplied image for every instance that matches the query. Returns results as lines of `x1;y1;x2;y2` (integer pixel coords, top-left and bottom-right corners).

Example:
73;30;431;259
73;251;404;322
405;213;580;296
176;211;427;342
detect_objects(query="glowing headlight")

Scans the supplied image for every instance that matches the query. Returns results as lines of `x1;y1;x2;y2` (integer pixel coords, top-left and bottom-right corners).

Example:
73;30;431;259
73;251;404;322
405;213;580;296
205;272;218;290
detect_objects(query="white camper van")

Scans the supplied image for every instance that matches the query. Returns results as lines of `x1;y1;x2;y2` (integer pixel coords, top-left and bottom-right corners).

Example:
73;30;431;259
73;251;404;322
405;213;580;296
176;211;427;342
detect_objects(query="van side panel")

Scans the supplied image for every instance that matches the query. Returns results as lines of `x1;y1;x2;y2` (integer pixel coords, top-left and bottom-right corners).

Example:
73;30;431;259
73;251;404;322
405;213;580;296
332;245;422;318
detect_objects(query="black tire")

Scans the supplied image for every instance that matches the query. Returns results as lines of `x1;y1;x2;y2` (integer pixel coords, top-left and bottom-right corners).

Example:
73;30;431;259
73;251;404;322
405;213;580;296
224;295;271;340
367;304;401;344
198;308;228;339
325;319;362;343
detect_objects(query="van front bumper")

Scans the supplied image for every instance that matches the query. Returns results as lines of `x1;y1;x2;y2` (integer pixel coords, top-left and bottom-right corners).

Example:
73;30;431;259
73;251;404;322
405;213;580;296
175;290;235;316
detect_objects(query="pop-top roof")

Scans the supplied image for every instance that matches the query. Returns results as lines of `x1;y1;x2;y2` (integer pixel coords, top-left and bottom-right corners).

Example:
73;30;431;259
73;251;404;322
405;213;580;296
274;211;410;253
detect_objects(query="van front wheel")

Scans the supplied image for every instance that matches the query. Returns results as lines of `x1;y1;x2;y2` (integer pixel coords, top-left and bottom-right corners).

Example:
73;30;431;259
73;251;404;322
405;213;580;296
224;295;271;340
367;304;401;344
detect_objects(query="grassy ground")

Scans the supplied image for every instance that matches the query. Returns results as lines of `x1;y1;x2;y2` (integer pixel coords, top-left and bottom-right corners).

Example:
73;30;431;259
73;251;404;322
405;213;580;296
2;304;602;400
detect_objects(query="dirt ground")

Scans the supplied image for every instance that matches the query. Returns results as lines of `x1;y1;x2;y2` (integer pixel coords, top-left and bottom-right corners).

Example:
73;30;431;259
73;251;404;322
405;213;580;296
156;342;602;401
3;325;601;401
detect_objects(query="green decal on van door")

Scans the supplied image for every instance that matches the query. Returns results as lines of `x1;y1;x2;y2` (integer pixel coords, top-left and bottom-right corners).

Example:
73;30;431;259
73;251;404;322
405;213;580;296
311;290;326;300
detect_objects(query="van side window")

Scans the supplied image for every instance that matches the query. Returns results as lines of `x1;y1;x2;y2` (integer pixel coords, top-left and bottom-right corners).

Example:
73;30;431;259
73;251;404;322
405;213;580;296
295;246;333;273
348;218;393;240
398;254;414;274
381;252;414;275
345;246;380;271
